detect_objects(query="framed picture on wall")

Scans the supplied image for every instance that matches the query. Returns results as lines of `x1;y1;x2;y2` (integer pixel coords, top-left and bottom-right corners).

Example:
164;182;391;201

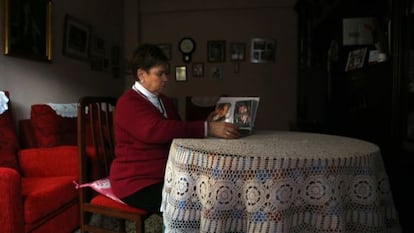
3;0;52;61
157;44;172;60
175;65;187;82
230;42;246;61
62;14;91;61
250;38;277;63
165;63;170;74
91;34;105;55
192;63;204;77
207;40;226;62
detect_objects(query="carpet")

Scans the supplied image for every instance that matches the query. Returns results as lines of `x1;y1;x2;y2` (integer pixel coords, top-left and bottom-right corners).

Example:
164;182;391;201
72;213;163;233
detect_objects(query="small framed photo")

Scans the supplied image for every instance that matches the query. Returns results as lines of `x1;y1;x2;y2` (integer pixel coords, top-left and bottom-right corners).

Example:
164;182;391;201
207;40;226;62
91;34;105;55
192;63;204;77
165;63;170;74
210;67;223;80
251;38;277;63
175;65;187;82
230;42;246;61
157;44;172;60
63;14;91;61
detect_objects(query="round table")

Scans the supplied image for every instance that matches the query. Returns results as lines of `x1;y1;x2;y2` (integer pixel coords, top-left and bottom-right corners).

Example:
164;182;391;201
161;131;401;233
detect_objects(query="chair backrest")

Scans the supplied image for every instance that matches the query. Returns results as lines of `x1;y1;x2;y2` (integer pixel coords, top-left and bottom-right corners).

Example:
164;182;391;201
77;96;117;200
77;96;151;233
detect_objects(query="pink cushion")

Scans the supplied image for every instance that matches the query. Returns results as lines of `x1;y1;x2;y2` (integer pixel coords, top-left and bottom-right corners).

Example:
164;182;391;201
30;104;77;147
21;176;78;223
74;178;124;204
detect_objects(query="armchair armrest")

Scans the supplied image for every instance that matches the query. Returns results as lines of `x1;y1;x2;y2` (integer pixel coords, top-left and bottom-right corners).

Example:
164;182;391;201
0;167;24;233
18;145;78;177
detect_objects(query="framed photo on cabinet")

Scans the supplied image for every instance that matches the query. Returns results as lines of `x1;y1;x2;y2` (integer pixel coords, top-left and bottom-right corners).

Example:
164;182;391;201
3;0;52;61
62;14;91;61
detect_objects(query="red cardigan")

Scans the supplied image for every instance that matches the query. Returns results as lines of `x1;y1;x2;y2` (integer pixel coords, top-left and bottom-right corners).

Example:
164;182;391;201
110;89;205;199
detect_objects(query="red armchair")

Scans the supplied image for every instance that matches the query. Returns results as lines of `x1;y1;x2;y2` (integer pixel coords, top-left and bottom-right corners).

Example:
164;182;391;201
0;91;79;233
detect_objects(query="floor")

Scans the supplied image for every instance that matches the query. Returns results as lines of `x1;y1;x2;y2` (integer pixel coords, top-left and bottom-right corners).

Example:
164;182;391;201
73;213;163;233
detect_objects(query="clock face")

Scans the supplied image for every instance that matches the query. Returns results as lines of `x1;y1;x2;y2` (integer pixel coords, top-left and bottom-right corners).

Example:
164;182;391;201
179;38;195;54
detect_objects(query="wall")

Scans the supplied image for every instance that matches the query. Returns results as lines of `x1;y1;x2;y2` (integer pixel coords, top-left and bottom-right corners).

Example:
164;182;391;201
0;0;125;124
1;0;298;131
126;0;298;130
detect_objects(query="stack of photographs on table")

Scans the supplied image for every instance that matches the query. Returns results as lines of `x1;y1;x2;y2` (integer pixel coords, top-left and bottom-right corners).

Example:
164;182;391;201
211;97;260;136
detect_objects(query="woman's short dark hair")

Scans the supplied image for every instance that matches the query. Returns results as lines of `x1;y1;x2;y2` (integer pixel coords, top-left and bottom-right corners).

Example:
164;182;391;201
128;44;168;75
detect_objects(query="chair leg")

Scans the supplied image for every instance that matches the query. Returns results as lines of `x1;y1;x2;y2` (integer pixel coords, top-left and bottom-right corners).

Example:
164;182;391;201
118;219;126;233
136;218;144;233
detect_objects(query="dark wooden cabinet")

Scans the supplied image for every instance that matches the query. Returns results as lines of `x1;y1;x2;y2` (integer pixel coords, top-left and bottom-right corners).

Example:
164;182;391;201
295;0;392;143
295;0;412;231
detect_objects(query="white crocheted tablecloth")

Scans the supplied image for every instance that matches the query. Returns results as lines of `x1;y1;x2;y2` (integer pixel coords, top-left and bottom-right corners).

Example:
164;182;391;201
47;103;77;117
161;131;401;233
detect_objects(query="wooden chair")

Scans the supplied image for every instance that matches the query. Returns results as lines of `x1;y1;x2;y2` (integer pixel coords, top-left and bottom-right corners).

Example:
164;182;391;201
77;96;150;233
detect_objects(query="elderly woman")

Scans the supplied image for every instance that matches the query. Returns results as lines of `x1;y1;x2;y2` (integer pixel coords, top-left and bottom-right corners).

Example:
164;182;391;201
109;44;240;212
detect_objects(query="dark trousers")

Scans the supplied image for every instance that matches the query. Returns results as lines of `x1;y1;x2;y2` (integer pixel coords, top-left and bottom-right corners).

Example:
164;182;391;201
121;182;163;213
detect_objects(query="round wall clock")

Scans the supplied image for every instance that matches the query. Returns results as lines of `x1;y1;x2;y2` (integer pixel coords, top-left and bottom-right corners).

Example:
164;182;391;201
178;37;196;62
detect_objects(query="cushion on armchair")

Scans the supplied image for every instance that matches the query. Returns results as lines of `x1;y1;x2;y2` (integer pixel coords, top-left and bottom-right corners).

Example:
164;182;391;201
30;104;77;147
0;91;19;171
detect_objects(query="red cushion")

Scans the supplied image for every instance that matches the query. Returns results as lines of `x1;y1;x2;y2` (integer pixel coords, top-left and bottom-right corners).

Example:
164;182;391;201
21;176;78;223
91;194;148;215
30;104;77;147
0;91;19;171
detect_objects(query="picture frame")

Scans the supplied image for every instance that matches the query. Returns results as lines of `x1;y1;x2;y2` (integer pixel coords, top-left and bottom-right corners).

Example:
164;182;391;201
230;42;246;61
175;65;187;82
192;63;204;77
3;0;52;61
157;44;172;60
207;40;226;62
165;63;171;75
91;34;105;55
210;67;223;80
62;14;91;61
250;38;277;63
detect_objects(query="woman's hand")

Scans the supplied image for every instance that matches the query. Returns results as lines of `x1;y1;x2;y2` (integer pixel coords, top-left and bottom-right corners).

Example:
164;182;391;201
207;121;240;139
207;111;217;122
